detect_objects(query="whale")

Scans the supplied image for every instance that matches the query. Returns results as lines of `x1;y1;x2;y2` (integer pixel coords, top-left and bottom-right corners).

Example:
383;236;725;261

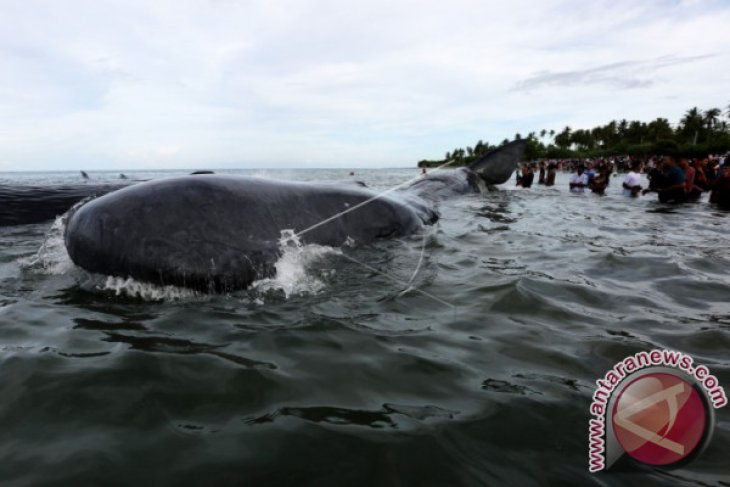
62;140;526;291
0;183;128;227
0;172;207;227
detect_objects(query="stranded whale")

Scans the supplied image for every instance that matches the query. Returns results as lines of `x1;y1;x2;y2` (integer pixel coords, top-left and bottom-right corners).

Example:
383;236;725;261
62;140;526;291
0;183;128;227
0;172;204;227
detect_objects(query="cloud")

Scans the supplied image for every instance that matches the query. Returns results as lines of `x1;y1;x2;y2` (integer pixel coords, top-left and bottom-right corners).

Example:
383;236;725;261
513;54;717;91
0;0;728;170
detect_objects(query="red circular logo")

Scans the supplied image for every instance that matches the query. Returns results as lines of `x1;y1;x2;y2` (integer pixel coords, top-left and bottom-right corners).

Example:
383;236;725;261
612;372;707;466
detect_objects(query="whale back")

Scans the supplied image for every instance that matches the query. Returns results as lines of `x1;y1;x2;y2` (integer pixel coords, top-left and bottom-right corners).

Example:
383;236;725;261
64;176;433;291
0;183;127;227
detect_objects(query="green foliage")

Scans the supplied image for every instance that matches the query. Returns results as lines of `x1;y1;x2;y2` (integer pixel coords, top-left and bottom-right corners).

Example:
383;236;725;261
418;105;730;167
524;137;544;160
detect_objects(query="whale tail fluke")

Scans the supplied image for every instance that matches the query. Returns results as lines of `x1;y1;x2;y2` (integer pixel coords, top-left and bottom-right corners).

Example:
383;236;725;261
469;139;527;185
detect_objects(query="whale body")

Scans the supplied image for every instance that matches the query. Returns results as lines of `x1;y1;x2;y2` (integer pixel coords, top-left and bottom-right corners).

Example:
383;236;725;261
64;176;437;291
62;140;526;291
0;183;128;227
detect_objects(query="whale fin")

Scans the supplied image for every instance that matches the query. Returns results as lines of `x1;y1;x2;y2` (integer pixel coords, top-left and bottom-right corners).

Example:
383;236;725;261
469;139;527;185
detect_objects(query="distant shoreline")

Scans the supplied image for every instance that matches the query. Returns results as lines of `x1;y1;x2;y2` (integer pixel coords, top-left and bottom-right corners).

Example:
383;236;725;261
417;105;730;168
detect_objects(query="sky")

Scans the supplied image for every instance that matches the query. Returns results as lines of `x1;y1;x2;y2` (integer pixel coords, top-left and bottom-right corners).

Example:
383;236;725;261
1;0;729;171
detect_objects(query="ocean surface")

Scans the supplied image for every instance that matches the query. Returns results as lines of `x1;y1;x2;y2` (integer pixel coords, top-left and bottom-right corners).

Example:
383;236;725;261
0;168;728;486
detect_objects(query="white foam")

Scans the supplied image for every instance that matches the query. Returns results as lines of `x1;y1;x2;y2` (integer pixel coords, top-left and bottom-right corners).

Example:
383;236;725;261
100;276;199;301
21;215;74;275
252;229;340;298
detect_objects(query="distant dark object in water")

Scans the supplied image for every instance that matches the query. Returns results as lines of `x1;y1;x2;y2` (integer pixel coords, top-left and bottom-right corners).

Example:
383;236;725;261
190;170;215;175
0;183;128;227
64;141;526;291
119;173;128;180
80;171;89;180
646;207;678;214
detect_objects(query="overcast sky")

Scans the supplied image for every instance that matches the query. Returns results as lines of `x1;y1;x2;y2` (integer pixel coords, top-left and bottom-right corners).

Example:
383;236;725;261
1;0;729;171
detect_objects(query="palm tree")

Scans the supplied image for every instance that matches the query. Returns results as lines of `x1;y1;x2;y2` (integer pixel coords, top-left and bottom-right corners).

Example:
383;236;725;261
605;121;618;145
647;118;673;142
681;107;703;128
704;108;721;130
680;107;704;144
626;121;647;144
554;126;572;149
618;119;629;137
591;127;604;147
474;140;484;156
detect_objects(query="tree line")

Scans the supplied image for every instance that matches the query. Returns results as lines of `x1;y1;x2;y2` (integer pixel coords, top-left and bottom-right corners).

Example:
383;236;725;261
417;105;730;168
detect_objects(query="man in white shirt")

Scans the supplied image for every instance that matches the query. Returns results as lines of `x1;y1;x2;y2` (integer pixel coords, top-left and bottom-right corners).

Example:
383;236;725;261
569;165;589;193
622;160;643;197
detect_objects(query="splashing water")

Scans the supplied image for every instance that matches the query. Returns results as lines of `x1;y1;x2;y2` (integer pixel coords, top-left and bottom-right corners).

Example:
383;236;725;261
252;229;340;298
21;215;74;275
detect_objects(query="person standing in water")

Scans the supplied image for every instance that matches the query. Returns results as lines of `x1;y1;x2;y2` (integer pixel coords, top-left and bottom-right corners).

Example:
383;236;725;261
545;161;557;186
538;162;546;185
622;160;643;197
643;155;686;203
522;165;535;188
710;162;730;207
680;158;702;201
569;164;589;193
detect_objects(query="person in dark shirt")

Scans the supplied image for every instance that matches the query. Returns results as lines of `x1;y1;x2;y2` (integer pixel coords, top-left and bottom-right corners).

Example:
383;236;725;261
643;155;686;203
646;164;665;191
710;163;730;208
694;159;709;191
545;162;557;186
522;165;535;188
538;162;546;185
590;162;612;195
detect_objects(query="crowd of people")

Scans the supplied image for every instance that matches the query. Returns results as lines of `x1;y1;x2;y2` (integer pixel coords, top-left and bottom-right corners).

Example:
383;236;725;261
515;154;730;207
